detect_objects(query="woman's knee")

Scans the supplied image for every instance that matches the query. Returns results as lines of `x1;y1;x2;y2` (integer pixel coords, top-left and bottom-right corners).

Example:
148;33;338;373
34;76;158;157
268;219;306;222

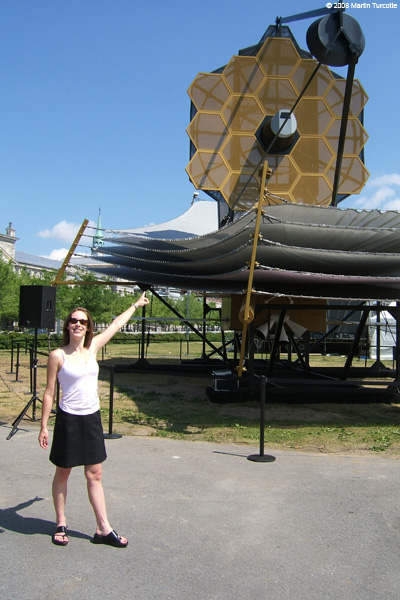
54;466;71;484
85;463;103;482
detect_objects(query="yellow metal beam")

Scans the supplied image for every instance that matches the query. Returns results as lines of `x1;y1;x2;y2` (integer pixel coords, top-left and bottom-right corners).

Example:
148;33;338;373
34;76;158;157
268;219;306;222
52;219;89;285
237;161;270;377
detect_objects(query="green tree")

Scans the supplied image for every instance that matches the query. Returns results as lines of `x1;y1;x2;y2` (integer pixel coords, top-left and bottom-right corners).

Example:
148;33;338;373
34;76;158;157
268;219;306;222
176;292;203;321
0;261;34;327
40;268;139;327
53;272;136;326
68;273;111;323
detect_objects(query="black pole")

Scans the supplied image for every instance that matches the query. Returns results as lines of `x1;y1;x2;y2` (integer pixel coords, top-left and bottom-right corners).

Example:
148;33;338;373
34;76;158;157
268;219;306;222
10;340;14;374
140;304;146;360
331;58;357;206
247;376;276;463
202;297;207;360
32;329;38;420
396;302;400;382
29;346;33;392
376;302;381;362
103;365;122;440
15;343;21;382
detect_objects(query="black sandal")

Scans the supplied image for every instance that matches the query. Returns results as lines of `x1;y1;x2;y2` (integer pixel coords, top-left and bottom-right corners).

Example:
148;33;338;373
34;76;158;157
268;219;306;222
52;525;68;546
92;529;128;548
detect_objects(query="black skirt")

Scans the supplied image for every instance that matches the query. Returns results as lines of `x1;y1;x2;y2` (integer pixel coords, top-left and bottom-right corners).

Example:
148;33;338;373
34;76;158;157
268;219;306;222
50;408;107;468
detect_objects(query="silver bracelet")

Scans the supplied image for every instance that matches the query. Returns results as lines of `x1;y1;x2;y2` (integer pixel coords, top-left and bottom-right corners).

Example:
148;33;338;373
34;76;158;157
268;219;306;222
133;302;139;309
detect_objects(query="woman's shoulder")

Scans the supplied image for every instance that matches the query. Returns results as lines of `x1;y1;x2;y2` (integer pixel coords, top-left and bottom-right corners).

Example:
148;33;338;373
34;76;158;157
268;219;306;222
51;347;65;356
46;348;64;375
49;348;64;363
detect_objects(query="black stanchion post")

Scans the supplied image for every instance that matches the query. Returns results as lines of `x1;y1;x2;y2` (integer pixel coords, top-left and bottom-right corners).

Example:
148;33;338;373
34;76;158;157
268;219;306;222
10;340;14;374
15;343;21;382
31;344;38;421
29;346;33;393
247;375;276;463
103;365;122;440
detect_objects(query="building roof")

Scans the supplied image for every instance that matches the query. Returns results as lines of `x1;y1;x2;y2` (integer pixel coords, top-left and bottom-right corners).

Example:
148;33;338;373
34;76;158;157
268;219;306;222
15;251;63;271
114;200;218;239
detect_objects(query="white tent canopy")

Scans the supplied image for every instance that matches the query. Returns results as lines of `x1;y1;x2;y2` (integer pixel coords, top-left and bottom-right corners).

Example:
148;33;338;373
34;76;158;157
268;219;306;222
368;304;397;360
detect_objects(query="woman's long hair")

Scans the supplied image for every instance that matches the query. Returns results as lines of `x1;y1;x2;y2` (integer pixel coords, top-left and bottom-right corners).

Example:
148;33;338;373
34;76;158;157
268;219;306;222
62;307;94;348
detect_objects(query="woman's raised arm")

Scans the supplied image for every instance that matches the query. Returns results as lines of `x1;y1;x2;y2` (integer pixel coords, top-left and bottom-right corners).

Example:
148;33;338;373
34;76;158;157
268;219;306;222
90;292;149;354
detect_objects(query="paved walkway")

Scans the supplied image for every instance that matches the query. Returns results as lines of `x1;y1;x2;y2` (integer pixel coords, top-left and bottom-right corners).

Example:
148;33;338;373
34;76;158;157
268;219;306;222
1;423;399;600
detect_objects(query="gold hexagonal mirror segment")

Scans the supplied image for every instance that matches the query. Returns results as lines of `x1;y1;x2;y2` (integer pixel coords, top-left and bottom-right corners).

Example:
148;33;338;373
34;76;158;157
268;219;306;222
295;98;334;136
223;55;265;95
291;138;334;174
266;156;300;195
186;151;230;190
326;157;369;195
257;78;298;114
325;118;368;156
220;134;264;171
324;78;368;118
186;112;228;151
187;73;231;112
290;62;333;97
292;175;333;206
258;38;300;77
222;95;265;133
221;171;261;210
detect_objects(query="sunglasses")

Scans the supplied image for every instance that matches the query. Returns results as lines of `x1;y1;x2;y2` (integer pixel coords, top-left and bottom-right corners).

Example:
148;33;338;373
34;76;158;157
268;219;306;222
69;318;88;326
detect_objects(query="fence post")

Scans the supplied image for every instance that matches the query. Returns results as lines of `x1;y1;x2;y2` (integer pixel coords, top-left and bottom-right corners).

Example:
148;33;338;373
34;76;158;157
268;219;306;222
10;340;15;374
247;376;276;463
15;343;21;382
103;365;122;440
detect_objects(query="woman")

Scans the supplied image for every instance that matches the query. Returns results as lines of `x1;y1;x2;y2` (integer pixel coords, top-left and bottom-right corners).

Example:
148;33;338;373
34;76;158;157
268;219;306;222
38;292;149;547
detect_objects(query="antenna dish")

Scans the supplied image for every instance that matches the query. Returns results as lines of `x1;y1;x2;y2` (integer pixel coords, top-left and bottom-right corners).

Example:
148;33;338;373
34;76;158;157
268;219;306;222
306;11;365;66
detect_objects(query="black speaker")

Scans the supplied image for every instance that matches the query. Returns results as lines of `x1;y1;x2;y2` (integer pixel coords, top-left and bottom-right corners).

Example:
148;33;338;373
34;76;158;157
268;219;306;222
19;285;57;330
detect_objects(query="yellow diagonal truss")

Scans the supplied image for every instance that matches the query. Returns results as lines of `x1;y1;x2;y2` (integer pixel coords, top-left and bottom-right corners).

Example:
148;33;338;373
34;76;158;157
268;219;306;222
237;161;271;377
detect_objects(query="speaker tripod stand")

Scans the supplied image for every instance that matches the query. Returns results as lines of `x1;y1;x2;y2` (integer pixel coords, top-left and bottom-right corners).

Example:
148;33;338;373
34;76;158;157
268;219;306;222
7;328;42;440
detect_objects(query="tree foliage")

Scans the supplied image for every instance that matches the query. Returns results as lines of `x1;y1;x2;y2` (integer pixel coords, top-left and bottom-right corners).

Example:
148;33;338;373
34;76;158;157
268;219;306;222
41;271;137;325
0;259;208;330
0;261;32;327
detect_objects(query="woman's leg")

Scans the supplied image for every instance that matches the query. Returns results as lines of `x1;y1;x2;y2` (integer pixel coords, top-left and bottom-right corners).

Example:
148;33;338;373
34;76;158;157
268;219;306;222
84;463;127;543
52;466;71;542
84;463;110;534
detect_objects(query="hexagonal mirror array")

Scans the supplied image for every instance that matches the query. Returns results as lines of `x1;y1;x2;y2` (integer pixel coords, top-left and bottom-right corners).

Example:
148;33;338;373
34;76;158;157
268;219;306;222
186;36;369;210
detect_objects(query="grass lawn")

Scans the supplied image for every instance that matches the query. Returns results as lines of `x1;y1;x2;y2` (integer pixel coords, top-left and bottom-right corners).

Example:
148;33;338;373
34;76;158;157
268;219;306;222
1;343;400;456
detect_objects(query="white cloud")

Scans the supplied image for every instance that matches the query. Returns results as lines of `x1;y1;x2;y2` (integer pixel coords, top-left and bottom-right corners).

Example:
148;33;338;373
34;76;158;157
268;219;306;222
36;219;97;258
40;248;69;261
368;174;400;188
37;220;81;243
343;173;400;211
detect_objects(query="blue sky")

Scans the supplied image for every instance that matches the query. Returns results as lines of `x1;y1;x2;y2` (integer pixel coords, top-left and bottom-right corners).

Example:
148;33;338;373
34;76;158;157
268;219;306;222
1;0;399;259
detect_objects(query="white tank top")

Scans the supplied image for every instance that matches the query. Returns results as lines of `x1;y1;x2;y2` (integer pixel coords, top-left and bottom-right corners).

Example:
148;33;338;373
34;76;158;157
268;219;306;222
58;350;100;415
